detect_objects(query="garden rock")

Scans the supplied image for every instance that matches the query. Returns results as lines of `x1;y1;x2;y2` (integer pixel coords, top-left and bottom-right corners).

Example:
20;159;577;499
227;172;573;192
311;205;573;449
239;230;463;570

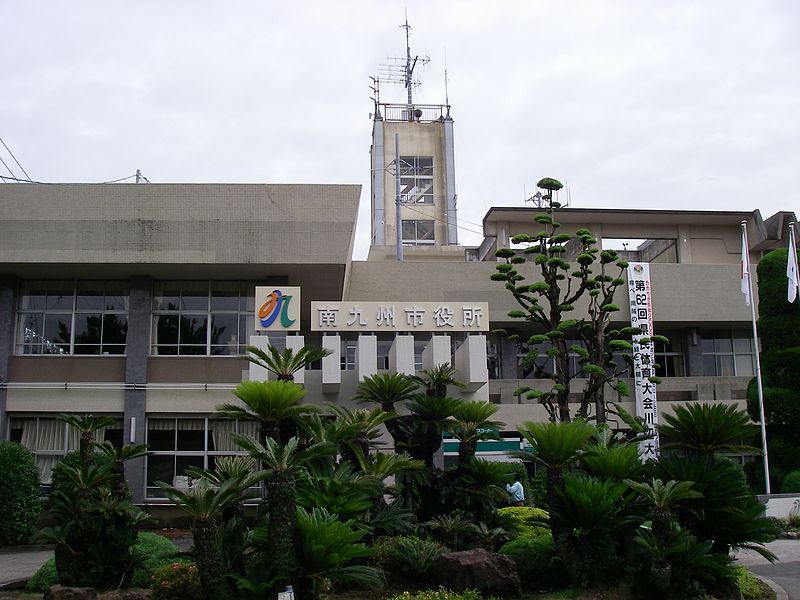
44;586;98;600
434;547;522;597
101;590;152;600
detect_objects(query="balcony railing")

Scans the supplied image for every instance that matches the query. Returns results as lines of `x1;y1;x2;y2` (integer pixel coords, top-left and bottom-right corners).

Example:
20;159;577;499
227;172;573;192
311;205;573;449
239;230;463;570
380;103;450;123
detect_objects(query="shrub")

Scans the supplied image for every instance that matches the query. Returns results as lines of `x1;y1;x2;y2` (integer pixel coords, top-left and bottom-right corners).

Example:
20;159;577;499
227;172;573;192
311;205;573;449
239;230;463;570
498;533;567;591
0;441;41;546
374;535;447;585
780;469;800;493
387;588;498;600
26;532;182;592
734;566;773;600
131;532;182;587
50;451;118;497
495;506;549;538
151;562;203;600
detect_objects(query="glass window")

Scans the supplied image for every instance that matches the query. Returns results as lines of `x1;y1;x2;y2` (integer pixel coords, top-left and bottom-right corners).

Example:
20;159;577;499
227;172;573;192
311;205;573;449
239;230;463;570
700;330;756;376
145;418;255;499
16;281;128;355
152;281;258;356
401;220;436;245
398;156;434;204
11;417;122;484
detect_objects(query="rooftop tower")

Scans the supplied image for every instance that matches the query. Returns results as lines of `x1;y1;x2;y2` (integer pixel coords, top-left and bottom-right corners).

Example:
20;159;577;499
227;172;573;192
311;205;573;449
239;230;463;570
369;18;459;260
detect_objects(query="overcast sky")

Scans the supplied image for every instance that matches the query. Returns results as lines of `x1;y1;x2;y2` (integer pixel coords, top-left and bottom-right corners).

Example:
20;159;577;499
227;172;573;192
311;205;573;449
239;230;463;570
2;1;798;258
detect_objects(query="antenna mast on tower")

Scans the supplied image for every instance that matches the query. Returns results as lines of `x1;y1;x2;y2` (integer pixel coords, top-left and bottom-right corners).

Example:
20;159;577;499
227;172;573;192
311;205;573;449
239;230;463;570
376;13;430;106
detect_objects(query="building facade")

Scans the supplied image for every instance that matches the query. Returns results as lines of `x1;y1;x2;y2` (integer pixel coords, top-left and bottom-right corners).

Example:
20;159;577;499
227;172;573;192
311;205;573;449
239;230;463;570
0;180;795;502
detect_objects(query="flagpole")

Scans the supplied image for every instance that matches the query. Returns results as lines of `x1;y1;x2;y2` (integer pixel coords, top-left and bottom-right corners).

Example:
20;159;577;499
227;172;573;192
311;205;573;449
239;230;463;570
742;221;771;494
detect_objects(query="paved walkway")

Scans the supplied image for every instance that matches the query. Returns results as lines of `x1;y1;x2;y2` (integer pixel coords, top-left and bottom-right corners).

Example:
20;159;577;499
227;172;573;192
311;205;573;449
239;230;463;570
735;539;800;600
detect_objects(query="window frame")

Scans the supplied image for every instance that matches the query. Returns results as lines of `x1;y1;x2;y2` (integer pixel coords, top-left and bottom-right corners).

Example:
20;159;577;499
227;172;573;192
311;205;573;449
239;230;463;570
15;280;129;356
401;219;436;246
399;156;434;204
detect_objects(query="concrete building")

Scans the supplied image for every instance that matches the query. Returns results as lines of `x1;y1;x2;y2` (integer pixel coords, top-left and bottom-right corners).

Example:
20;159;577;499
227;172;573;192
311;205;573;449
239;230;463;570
0;179;795;502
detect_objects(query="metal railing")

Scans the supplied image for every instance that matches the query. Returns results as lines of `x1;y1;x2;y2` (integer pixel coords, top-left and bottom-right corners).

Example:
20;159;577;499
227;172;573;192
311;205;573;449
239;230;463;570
380;103;450;123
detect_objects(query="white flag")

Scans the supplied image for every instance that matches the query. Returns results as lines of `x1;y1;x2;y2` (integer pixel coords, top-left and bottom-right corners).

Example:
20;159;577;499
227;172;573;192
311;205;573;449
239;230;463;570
788;223;799;303
741;226;751;306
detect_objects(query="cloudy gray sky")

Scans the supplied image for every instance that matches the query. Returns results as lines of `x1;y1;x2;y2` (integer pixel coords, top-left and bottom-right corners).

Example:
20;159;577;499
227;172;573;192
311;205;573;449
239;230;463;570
2;1;798;258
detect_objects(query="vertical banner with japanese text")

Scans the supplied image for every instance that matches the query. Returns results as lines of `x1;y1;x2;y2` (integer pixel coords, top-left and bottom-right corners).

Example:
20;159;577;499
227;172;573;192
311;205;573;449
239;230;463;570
627;262;660;460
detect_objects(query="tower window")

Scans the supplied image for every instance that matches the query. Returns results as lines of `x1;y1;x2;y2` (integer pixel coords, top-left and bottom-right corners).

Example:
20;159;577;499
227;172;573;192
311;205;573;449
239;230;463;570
399;156;434;204
402;220;435;245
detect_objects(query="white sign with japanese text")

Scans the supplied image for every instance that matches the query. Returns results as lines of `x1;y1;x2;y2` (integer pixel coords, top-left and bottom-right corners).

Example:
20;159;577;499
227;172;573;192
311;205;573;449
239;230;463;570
627;263;660;460
310;302;490;332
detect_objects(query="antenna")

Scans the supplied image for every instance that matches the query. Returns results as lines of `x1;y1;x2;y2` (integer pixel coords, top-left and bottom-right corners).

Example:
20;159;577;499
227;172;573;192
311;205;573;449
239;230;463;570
444;47;449;107
376;13;430;107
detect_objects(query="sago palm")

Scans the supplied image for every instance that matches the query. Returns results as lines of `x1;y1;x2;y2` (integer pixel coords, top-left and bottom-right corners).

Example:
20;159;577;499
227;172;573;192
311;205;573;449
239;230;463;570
57;413;118;467
216;379;318;443
411;363;464;398
659;402;760;457
449;400;503;467
510;419;596;554
246;343;331;381
157;477;244;599
354;372;418;412
233;434;336;590
404;395;464;467
326;404;396;461
94;441;151;500
625;478;702;542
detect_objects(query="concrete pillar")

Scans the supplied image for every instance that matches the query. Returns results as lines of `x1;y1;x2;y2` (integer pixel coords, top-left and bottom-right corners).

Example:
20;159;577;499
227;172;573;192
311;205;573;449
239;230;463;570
286;335;305;384
389;334;415;375
356;335;378;381
322;335;341;391
443;115;458;245
123;277;151;504
0;277;17;441
248;335;271;381
372;119;385;245
422;335;451;370
455;334;489;392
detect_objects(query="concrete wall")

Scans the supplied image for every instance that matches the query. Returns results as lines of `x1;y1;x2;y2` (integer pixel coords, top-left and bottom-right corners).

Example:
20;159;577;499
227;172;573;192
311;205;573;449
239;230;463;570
0;183;360;267
379;121;448;247
346;260;754;325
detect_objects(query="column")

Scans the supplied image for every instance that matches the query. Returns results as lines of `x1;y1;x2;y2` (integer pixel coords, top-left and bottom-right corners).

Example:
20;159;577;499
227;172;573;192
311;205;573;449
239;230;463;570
321;335;341;391
356;335;378;381
389;334;415;375
286;335;305;384
422;335;451;370
248;335;271;382
123;276;151;504
455;334;489;400
0;277;17;441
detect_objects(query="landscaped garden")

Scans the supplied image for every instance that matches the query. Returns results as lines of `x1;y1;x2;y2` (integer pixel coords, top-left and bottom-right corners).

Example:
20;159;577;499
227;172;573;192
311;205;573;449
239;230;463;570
0;359;782;599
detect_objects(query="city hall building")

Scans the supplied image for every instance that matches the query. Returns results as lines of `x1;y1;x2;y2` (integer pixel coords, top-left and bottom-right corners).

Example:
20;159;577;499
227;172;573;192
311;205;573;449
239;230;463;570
0;102;796;503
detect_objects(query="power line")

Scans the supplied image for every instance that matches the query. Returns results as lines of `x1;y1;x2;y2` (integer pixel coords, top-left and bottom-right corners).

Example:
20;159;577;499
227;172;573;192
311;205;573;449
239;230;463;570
0;173;141;185
400;201;485;238
0;156;17;181
0;137;31;180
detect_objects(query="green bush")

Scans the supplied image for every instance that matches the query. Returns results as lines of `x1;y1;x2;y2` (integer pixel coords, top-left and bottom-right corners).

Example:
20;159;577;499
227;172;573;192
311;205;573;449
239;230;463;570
495;506;549;538
374;535;447;585
387;588;498;600
151;562;203;600
780;469;800;493
50;451;118;497
26;532;181;592
0;441;41;545
734;566;773;600
498;533;567;591
131;532;182;587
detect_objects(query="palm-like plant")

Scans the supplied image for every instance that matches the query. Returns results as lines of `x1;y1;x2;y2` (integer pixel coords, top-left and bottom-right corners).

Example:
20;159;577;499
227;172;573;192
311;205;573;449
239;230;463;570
404;395;464;467
295;507;382;599
411;363;464;398
582;443;642;481
158;477;244;598
625;478;702;542
216;380;318;443
246;343;332;382
233;434;336;590
57;413;118;467
448;400;504;467
354;372;418;412
94;441;151;500
423;512;478;551
659;402;760;456
510;420;596;556
448;458;512;523
326;404;396;461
